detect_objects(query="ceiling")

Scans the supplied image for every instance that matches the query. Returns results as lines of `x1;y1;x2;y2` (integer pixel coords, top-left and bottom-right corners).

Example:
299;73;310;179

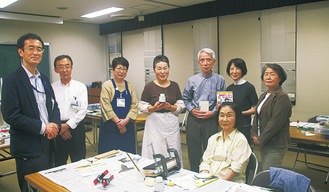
0;0;214;24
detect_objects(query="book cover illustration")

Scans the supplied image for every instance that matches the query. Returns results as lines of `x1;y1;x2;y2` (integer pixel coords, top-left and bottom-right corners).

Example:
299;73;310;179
217;91;233;104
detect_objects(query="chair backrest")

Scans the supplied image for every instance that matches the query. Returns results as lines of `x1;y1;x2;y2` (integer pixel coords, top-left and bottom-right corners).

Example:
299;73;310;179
251;170;271;187
251;168;314;192
308;116;318;123
245;152;258;184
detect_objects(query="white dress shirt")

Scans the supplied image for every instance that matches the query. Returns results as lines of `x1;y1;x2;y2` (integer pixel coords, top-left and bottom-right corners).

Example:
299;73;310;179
52;79;88;129
22;65;48;134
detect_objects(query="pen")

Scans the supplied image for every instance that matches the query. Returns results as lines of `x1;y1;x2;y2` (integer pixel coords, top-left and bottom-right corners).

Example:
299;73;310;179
126;152;143;175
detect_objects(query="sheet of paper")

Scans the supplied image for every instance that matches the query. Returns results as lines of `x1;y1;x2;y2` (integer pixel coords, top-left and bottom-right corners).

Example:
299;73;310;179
169;174;198;190
301;131;316;136
39;152;160;192
38;152;266;192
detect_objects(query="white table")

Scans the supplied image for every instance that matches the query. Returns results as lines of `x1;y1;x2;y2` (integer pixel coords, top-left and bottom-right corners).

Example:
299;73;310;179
25;150;268;192
0;125;16;177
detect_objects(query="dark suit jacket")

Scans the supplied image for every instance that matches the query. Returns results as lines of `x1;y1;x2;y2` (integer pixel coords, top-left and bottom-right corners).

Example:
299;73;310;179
1;66;61;158
251;86;292;148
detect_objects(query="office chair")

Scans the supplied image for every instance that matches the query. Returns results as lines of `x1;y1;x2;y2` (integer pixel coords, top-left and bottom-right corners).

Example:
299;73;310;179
245;152;258;184
307;116;318;123
251;170;271;188
251;168;315;192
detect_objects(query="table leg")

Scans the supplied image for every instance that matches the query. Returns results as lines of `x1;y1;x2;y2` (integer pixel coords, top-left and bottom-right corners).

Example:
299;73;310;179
27;181;35;192
134;123;137;154
92;119;98;144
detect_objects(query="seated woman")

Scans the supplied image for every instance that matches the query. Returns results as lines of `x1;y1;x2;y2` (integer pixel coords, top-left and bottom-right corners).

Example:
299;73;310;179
199;102;251;183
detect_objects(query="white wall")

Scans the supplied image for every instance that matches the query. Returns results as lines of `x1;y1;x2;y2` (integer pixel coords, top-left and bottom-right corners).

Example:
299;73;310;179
294;1;329;120
218;1;329;121
163;21;194;93
121;21;195;98
122;29;145;98
1;1;329;122
0;20;107;84
120;1;329;121
218;11;262;94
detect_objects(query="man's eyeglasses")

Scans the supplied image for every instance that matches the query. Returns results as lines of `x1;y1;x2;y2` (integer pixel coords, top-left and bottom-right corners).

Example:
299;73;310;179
24;46;44;53
57;65;72;70
115;67;127;72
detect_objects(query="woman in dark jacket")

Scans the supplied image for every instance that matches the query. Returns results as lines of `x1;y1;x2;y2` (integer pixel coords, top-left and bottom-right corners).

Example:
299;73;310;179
251;63;292;171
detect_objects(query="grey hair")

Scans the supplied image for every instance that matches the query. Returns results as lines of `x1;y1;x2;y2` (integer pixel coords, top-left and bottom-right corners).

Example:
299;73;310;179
197;48;216;61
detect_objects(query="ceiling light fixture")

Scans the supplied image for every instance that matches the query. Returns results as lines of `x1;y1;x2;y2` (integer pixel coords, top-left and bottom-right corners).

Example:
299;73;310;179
81;7;123;18
0;0;17;8
0;12;63;24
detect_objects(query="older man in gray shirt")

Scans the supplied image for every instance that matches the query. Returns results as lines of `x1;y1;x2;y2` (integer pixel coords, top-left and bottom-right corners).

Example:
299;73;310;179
182;48;226;172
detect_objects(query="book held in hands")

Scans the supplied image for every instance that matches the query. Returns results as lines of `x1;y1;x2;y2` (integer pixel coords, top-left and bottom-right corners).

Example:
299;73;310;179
217;91;233;104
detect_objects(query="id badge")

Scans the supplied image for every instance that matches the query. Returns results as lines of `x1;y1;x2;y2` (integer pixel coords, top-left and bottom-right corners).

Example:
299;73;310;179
117;98;125;107
70;101;79;111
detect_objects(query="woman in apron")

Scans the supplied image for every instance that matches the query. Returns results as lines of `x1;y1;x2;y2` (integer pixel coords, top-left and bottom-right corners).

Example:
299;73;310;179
98;57;138;154
139;55;185;165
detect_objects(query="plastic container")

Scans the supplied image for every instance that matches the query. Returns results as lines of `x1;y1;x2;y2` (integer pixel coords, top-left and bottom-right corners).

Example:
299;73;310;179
159;93;166;102
315;127;329;139
154;176;164;192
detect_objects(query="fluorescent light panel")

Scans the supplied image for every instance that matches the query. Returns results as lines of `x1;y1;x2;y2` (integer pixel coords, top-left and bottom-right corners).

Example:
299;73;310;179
81;7;123;18
0;0;17;8
0;12;63;24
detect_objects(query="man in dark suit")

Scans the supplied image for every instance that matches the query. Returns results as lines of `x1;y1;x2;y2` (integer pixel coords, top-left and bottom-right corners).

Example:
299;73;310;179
1;33;61;192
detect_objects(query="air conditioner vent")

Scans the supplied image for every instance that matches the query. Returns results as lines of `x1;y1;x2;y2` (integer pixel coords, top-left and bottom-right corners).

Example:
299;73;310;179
110;13;135;20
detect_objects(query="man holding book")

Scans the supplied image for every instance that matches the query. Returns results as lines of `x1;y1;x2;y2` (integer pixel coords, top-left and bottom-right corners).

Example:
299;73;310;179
182;48;226;172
